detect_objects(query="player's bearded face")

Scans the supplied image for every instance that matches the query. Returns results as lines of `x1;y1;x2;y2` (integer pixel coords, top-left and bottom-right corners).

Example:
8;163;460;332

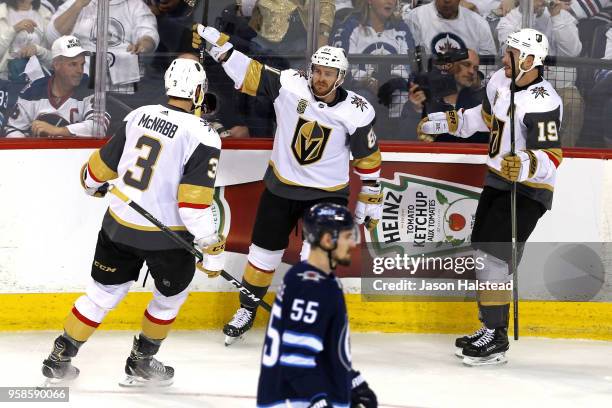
502;48;521;78
311;65;339;97
333;230;357;266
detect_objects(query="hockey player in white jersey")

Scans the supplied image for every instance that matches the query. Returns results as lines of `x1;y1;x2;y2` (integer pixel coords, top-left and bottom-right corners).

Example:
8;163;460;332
193;25;383;345
418;29;563;366
41;57;225;386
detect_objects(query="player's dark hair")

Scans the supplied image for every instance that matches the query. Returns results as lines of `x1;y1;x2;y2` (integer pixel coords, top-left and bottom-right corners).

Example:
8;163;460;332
7;0;41;11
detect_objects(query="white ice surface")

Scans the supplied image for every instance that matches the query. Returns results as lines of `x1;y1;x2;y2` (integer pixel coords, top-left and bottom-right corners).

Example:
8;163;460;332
0;331;611;407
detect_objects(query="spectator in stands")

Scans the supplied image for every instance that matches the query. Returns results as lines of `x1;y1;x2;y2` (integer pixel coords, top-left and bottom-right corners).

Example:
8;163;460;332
146;0;195;69
570;0;610;20
332;0;415;137
578;27;612;147
0;0;53;81
406;48;488;142
497;0;583;145
4;35;110;137
404;0;497;57
46;0;159;94
249;0;336;55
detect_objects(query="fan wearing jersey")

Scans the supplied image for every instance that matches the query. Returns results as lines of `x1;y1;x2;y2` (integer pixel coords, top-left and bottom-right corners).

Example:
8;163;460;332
193;25;383;346
5;35;110;137
417;29;563;366
257;203;377;408
41;57;225;387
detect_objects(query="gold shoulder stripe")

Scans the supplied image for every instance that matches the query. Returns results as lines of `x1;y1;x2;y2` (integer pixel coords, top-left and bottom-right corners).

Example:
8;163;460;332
89;150;118;181
353;149;381;170
241;59;263;96
178;184;214;206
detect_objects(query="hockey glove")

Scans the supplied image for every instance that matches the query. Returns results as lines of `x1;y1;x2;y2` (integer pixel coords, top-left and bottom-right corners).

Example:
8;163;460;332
501;151;536;182
80;163;109;198
416;110;464;142
308;394;333;408
195;24;233;62
355;182;383;231
195;234;226;278
351;371;378;408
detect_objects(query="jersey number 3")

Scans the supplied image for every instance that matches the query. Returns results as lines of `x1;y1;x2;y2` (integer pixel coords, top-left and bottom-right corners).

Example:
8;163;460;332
123;135;162;190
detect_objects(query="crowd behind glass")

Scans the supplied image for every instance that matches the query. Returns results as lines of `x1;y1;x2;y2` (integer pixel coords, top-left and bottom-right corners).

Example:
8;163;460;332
0;0;610;147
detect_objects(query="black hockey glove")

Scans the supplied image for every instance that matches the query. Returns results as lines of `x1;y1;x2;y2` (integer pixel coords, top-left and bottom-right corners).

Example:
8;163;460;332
308;394;333;408
351;371;377;408
377;77;409;107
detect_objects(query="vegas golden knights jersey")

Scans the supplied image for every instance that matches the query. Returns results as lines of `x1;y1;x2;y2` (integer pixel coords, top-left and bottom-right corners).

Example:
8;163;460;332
86;104;221;250
220;49;381;200
458;68;563;209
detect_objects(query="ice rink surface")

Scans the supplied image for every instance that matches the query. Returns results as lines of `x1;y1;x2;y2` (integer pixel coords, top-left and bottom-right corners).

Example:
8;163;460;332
0;330;610;408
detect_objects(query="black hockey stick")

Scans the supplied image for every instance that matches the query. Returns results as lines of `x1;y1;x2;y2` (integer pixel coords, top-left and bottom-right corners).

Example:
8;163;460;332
108;185;272;312
509;52;519;341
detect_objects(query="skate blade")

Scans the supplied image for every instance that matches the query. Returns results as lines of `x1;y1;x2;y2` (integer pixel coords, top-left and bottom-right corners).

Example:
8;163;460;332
462;353;507;367
119;375;173;388
455;347;465;358
224;334;245;347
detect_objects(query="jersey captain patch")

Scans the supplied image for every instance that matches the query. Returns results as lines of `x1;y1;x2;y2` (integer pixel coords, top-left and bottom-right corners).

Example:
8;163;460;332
291;117;332;165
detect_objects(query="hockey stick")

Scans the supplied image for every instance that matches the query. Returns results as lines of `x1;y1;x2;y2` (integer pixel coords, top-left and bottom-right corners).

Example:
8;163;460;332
108;185;272;312
509;52;519;341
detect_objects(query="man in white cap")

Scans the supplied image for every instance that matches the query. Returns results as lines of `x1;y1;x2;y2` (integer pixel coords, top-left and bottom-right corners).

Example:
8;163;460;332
4;35;110;138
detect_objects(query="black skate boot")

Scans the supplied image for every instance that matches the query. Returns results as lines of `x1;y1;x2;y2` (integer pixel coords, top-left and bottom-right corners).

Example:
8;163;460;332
454;326;487;358
462;327;509;366
42;335;81;386
223;306;256;346
119;335;174;387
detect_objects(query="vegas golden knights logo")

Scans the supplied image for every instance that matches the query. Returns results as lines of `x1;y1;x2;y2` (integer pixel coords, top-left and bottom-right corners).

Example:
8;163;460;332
291;117;332;165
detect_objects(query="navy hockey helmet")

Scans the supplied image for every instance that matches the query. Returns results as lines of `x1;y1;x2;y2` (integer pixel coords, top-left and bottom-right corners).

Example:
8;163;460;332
303;203;359;247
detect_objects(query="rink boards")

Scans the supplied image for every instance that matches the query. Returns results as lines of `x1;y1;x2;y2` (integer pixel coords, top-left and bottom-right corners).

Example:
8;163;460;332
0;143;611;340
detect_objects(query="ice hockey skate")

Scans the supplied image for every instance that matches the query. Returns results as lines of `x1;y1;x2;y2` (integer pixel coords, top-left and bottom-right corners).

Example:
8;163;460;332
223;307;256;346
462;328;509;366
41;335;80;386
454;326;487;357
119;336;174;387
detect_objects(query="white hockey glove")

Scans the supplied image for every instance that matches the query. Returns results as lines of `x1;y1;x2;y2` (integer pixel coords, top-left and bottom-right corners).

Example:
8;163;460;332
501;151;536;182
195;24;233;63
417;110;464;142
195;234;226;278
355;183;383;231
80;163;108;198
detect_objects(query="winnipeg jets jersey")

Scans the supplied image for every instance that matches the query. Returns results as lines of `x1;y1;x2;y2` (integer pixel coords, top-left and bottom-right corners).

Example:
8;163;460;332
404;3;497;56
4;75;109;138
86;104;221;250
221;49;381;200
257;261;353;408
459;68;563;209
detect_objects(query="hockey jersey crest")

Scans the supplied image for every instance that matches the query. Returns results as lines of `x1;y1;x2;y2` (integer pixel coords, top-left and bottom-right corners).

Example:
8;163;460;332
220;49;382;200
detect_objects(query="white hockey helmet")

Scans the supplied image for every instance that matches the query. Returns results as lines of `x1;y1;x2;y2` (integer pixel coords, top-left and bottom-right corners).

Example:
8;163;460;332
309;45;349;97
506;28;549;80
165;58;208;107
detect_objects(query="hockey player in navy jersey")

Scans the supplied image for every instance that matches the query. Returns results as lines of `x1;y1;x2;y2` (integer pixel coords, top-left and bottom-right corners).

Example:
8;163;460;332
193;25;384;345
417;29;563;366
257;203;377;408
